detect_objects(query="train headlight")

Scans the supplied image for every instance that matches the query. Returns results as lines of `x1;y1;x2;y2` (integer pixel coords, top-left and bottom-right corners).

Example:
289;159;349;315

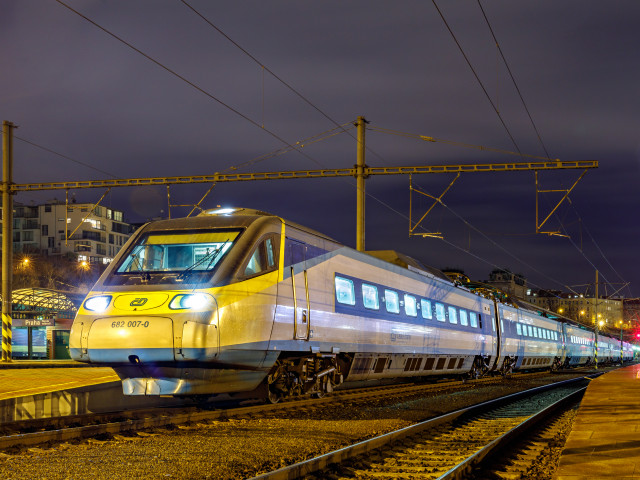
84;295;112;313
169;293;213;310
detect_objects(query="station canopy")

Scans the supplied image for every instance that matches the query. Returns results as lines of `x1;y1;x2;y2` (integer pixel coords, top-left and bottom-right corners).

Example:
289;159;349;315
4;288;85;317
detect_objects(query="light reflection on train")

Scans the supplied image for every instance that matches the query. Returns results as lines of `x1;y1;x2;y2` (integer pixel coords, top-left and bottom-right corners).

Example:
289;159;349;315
69;208;633;401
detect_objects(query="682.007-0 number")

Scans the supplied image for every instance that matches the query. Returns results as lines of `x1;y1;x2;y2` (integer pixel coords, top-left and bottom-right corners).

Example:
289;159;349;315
111;320;150;328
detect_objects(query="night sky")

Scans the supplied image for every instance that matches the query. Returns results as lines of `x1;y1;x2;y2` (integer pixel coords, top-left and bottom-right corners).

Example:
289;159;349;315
2;1;639;297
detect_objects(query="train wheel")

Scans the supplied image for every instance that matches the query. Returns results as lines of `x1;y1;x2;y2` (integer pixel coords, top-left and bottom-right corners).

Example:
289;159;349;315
501;357;514;378
266;387;282;404
265;362;285;404
467;357;485;380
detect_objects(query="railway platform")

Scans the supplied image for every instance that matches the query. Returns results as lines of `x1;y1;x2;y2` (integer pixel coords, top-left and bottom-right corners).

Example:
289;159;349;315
0;360;117;400
555;363;640;479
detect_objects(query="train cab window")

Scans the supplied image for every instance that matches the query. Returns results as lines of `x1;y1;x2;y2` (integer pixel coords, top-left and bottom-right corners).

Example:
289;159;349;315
335;276;356;305
516;323;522;335
459;309;468;326
421;299;433;320
384;290;400;314
362;284;380;310
244;238;276;277
447;306;458;324
404;295;417;317
435;303;446;322
469;312;478;328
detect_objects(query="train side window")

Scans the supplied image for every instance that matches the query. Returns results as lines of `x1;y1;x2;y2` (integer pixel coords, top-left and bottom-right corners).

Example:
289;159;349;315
335;276;356;305
421;299;433;320
385;290;400;314
516;323;522;335
404;294;417;317
265;238;275;268
435;303;446;322
447;306;458;324
469;312;478;328
285;238;305;268
244;238;276;277
362;284;380;310
521;324;527;337
459;309;468;326
527;325;533;337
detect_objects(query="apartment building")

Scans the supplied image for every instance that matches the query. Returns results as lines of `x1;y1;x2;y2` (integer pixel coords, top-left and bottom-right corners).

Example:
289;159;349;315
7;201;134;264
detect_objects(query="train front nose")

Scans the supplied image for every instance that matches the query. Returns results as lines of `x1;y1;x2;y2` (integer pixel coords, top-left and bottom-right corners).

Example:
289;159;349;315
85;316;176;363
71;292;218;364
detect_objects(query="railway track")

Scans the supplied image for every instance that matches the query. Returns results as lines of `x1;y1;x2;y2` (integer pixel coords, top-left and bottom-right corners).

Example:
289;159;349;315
250;375;596;480
0;371;557;451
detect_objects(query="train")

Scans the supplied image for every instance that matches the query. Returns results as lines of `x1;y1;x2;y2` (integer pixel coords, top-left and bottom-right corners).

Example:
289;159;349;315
69;207;634;401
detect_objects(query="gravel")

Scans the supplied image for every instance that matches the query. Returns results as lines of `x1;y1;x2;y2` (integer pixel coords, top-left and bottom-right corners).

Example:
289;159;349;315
0;373;588;479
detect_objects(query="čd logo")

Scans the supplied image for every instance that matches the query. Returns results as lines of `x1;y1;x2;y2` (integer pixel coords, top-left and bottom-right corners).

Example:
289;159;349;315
130;298;148;307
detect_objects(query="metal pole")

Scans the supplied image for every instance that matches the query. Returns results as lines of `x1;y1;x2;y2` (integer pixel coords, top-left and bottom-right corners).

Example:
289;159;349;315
355;116;366;252
594;270;598;370
2;121;14;362
621;321;624;364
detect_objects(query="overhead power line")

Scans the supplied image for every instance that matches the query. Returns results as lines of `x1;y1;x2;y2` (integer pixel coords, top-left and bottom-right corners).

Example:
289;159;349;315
476;0;552;160
15;134;117;178
54;0;327;171
178;1;390;167
431;0;523;157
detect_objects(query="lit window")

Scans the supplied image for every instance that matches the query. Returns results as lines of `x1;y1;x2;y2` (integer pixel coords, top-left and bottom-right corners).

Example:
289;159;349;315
469;312;478;328
528;325;533;337
421;299;433;319
362;284;379;310
459;309;468;326
435;303;446;322
448;306;458;324
516;323;522;335
404;294;417;317
385;290;400;314
335;277;355;305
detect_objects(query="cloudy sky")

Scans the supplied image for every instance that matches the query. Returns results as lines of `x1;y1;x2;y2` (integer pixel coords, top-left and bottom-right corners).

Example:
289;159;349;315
2;1;639;297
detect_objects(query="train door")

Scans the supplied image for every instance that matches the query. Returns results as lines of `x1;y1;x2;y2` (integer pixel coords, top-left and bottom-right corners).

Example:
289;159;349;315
287;239;310;340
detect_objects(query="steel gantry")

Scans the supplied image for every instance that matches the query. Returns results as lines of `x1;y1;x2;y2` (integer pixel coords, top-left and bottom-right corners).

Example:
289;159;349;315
2;117;598;360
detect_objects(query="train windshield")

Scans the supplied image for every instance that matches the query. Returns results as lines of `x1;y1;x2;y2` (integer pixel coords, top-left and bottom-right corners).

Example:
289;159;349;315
115;230;240;275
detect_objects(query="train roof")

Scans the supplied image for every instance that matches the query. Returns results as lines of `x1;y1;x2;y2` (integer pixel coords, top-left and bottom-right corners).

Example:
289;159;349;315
365;250;453;283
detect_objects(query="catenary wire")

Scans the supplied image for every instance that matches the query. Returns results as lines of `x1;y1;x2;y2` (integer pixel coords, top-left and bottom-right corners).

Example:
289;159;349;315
431;0;523;157
178;0;389;166
410;178;581;296
475;0;628;292
14;135;117;178
54;0;330;172
52;2;622;299
476;0;553;160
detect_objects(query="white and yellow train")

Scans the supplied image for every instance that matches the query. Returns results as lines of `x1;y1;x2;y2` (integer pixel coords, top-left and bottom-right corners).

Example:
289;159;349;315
69;208;633;401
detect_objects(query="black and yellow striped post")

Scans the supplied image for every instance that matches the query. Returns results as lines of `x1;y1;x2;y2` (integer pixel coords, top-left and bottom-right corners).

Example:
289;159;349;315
2;121;14;362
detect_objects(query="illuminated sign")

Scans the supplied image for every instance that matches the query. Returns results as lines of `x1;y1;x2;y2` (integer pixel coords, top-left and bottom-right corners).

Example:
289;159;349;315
13;318;55;327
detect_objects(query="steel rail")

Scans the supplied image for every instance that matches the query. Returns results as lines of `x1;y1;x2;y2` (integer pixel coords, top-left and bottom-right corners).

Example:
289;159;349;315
249;374;600;480
0;373;516;449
